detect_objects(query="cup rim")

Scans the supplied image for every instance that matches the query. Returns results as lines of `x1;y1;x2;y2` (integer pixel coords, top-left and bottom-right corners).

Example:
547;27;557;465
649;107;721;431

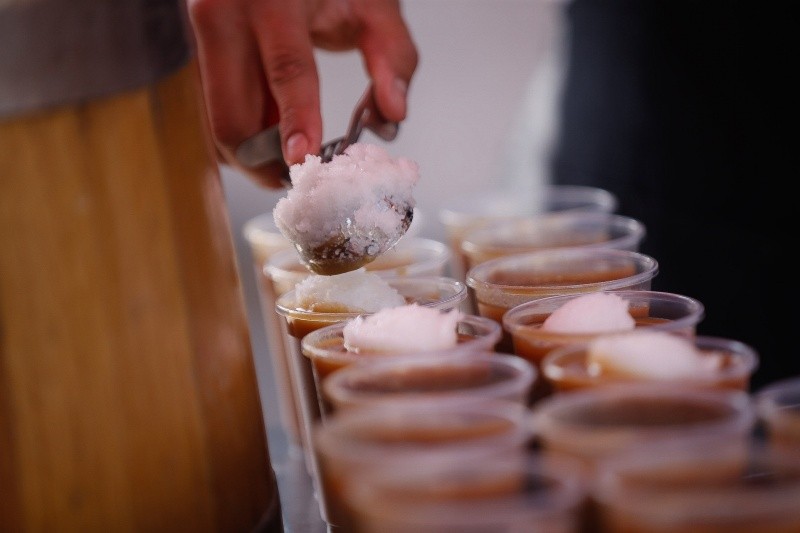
301;313;502;364
502;290;705;337
460;211;646;258
439;184;619;226
275;275;468;321
322;351;537;410
466;248;659;294
344;451;588;528
756;375;800;424
592;437;800;524
540;334;760;389
530;384;756;455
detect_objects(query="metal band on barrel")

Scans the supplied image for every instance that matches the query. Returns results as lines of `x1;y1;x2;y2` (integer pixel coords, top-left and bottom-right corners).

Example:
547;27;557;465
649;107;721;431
0;0;190;119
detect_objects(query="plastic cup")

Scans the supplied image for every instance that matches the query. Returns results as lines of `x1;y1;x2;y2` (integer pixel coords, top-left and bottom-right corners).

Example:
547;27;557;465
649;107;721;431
242;213;300;448
301;313;502;417
313;399;533;529
275;276;467;475
756;376;800;456
466;248;659;358
531;384;756;472
543;334;759;394
344;451;588;533
503;290;704;399
505;290;704;364
460;211;646;275
322;351;537;414
440;184;618;283
593;437;800;532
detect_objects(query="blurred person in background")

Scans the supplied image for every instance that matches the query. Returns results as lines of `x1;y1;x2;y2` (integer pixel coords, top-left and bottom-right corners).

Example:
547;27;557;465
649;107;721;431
549;1;789;390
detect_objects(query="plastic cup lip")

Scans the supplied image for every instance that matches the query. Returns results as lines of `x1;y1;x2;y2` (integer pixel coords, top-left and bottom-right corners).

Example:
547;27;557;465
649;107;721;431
438;184;619;228
265;236;451;282
756;375;800;423
344;451;588;528
275;275;468;323
540;334;760;389
530;383;756;452
460;211;646;258
592;436;800;524
321;351;537;410
300;312;502;365
313;398;532;465
502;290;706;339
466;248;659;295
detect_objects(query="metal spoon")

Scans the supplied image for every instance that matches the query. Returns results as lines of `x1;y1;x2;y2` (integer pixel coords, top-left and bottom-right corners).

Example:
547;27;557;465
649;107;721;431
239;86;413;275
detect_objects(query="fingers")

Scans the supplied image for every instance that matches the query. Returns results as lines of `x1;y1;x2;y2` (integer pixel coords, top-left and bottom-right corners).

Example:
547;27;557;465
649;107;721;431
187;0;287;188
353;0;419;122
249;0;323;166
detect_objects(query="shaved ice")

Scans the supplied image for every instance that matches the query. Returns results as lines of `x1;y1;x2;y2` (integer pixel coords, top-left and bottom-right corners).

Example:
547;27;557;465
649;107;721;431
342;304;461;354
293;268;404;313
542;292;635;333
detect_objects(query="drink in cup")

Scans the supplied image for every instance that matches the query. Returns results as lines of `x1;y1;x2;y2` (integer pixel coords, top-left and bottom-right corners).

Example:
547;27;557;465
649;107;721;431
263;237;453;452
242;213;300;448
301;309;502;416
314;399;532;529
593;436;800;532
531;384;756;473
466;248;659;358
344;451;587;533
756;376;800;456
322;351;536;415
460;211;646;275
275;273;467;475
439;184;618;282
542;332;759;393
504;289;704;367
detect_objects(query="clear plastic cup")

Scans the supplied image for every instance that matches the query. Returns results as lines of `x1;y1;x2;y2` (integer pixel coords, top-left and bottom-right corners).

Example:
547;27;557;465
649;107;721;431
440;184;619;283
460;211;646;275
756;375;800;456
242;213;299;448
504;290;704;401
301;313;502;417
505;290;704;365
531;384;756;472
275;276;467;475
593;437;800;532
313;399;533;529
466;248;659;357
344;451;588;533
322;351;536;414
543;334;759;394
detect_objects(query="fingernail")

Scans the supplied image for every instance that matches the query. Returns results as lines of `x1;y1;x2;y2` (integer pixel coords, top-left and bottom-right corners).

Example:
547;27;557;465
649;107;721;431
285;133;308;164
391;78;408;116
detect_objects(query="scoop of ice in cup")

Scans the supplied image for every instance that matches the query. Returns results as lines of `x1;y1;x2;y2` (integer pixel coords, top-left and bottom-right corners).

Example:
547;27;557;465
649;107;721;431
273;143;418;275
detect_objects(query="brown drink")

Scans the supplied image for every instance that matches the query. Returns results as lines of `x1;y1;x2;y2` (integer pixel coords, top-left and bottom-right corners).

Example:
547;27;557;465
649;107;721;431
757;376;800;456
314;400;532;530
466;248;658;396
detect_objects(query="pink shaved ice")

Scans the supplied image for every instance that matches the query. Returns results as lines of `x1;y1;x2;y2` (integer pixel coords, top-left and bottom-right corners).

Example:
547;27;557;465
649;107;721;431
272;143;419;251
542;292;635;333
343;304;461;354
587;331;721;379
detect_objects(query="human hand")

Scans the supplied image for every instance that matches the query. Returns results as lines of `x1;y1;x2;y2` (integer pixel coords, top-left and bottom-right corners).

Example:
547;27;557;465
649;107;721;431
186;0;419;188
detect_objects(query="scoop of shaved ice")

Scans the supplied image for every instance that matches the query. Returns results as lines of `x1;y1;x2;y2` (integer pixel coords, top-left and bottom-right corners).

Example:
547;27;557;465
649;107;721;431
343;304;462;354
587;331;721;380
273;142;419;252
294;268;404;313
542;292;635;333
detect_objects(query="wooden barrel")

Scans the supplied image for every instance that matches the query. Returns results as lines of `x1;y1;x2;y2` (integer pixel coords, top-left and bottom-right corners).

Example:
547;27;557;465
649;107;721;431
0;2;282;531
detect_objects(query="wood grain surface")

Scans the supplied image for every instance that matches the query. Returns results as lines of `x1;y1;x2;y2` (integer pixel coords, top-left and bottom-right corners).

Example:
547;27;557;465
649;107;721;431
0;63;281;532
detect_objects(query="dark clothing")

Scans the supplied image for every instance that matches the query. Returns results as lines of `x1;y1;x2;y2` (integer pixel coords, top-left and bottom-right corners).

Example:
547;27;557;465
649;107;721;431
552;1;790;390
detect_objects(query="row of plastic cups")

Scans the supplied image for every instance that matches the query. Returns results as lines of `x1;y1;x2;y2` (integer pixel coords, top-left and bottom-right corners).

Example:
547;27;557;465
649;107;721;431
314;383;800;532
